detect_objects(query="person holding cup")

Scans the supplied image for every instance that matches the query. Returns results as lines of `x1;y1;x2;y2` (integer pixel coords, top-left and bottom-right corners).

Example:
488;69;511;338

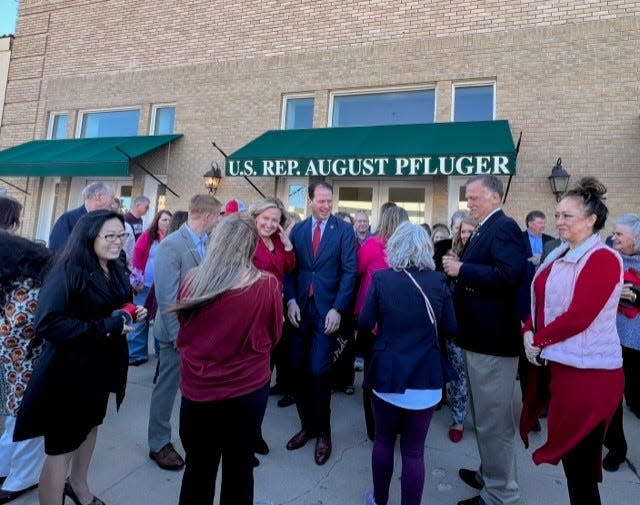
14;210;147;505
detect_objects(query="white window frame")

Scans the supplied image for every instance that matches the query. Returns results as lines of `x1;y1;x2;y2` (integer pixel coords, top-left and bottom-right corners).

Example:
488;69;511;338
450;81;496;122
150;103;176;135
281;94;315;130
75;106;141;138
46;112;69;139
328;84;437;127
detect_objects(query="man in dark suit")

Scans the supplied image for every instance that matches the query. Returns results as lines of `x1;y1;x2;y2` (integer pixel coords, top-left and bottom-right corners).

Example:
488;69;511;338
517;210;555;411
443;175;527;505
48;182;115;252
284;182;357;465
522;210;554;269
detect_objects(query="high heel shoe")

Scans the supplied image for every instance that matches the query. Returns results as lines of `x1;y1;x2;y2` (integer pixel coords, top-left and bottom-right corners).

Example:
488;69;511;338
63;479;106;505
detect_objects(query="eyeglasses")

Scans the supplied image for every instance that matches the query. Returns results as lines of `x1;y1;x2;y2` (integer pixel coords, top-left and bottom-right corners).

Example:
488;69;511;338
99;232;130;243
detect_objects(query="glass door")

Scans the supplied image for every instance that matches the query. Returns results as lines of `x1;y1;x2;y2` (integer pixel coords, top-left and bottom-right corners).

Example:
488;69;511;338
331;180;381;228
380;180;432;226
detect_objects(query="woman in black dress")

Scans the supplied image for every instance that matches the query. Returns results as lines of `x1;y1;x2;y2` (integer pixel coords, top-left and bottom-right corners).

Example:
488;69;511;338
14;210;147;505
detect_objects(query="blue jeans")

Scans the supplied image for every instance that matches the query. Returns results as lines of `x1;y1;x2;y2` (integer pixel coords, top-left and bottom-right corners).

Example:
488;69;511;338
127;286;149;363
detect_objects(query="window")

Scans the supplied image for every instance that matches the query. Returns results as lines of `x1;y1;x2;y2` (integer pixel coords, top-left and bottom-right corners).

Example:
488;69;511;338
330;88;435;127
452;84;495;122
78;109;140;138
283;97;314;129
47;113;68;139
151;105;176;135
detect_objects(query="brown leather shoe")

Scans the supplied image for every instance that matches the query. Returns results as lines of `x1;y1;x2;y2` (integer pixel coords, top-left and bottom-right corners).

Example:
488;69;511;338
314;435;332;465
286;429;310;450
149;442;185;470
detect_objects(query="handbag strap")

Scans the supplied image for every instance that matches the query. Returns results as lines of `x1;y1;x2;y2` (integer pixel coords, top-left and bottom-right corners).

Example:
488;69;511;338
403;269;437;338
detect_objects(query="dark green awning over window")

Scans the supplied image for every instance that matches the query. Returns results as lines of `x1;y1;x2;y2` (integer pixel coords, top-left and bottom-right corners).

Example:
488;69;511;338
226;120;515;177
0;134;183;177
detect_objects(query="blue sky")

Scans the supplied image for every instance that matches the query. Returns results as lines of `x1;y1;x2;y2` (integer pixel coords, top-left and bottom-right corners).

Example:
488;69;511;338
0;0;19;36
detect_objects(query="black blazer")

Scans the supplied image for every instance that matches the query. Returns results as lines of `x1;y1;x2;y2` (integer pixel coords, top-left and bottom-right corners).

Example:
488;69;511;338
454;210;527;357
359;267;456;393
14;262;130;442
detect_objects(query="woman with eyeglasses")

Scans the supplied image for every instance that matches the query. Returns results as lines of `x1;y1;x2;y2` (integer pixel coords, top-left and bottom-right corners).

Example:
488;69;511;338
14;210;147;505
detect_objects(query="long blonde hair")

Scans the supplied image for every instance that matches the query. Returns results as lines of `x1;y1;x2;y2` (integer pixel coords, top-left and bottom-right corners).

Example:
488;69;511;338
176;213;260;312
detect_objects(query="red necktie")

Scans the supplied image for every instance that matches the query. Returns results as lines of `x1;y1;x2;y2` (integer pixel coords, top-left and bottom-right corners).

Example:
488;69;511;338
312;221;321;257
309;221;321;297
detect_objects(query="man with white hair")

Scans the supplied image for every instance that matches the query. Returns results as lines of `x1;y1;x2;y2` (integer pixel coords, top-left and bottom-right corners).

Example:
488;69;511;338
48;182;115;252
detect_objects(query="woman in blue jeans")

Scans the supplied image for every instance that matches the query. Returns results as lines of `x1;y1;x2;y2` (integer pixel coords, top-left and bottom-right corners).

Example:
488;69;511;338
359;222;457;505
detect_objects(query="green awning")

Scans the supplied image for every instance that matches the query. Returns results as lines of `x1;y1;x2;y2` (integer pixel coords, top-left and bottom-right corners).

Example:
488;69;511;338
226;120;516;177
0;134;183;177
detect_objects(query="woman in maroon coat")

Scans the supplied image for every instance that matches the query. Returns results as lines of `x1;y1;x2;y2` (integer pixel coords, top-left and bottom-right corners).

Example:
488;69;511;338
175;213;283;505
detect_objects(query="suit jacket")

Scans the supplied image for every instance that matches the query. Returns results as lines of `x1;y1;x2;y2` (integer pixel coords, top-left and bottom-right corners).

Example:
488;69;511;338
521;230;554;259
518;230;555;321
153;223;201;343
48;205;87;253
284;214;357;317
454;209;527;357
359;267;457;392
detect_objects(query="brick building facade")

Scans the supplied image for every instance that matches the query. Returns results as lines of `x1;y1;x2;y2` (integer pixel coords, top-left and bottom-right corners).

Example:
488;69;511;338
1;0;639;240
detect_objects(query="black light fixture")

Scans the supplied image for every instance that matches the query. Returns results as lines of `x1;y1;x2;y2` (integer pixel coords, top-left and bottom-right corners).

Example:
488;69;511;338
203;161;222;194
548;158;570;202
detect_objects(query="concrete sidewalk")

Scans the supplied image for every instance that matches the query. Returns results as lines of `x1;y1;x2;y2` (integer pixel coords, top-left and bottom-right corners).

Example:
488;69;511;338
8;356;640;505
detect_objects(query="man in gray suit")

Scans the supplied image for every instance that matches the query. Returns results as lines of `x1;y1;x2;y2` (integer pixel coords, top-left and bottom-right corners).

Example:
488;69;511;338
148;194;222;470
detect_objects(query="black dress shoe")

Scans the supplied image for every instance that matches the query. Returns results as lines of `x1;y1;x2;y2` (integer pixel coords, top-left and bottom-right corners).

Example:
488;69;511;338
457;496;487;505
286;429;310;450
0;485;37;504
458;468;483;490
277;394;295;408
603;449;627;472
255;436;269;455
314;435;332;465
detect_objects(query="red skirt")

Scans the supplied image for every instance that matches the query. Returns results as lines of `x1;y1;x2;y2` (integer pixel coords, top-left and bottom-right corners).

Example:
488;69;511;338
520;362;623;481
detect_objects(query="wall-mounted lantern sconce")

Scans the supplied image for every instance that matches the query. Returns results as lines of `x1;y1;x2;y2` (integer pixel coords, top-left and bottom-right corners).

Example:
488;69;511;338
548;158;570;202
203;161;222;194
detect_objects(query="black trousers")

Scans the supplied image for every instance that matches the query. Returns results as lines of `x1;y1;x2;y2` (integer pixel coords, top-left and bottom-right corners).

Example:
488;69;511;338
603;402;627;455
622;345;640;416
178;383;269;505
561;423;605;505
271;318;294;394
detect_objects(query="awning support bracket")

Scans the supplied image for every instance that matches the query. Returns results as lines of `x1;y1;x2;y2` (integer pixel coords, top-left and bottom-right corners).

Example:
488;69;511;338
212;141;266;198
115;146;180;198
502;131;522;204
0;177;30;195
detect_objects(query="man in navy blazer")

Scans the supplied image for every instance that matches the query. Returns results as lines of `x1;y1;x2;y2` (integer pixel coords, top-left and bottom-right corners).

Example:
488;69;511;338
284;182;357;465
443;175;527;505
48;182;115;252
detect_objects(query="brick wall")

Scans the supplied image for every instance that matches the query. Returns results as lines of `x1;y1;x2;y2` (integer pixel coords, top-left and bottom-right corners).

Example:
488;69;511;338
2;1;639;236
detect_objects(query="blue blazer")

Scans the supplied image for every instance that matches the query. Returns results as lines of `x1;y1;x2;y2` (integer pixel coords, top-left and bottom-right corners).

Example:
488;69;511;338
49;205;87;252
284;214;357;317
358;267;457;393
454;209;527;357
